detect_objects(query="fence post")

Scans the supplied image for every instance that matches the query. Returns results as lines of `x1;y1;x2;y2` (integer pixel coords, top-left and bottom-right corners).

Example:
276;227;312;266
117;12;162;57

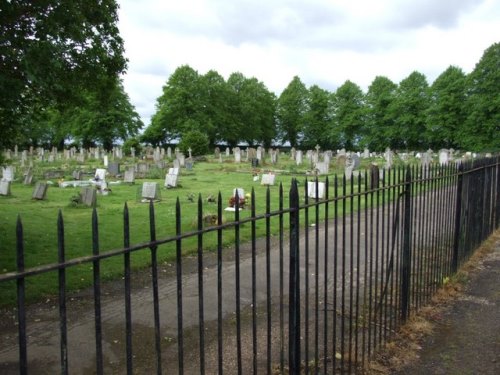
452;163;464;273
401;166;412;322
289;179;301;374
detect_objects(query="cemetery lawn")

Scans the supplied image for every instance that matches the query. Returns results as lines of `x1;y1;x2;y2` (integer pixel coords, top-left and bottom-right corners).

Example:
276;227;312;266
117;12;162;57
0;157;396;306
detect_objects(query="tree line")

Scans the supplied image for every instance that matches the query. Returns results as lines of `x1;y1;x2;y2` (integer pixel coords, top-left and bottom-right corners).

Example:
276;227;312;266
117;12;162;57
144;42;499;152
1;0;498;156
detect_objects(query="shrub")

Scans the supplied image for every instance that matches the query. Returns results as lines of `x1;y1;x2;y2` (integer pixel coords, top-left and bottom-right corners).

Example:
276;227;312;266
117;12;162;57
178;130;209;157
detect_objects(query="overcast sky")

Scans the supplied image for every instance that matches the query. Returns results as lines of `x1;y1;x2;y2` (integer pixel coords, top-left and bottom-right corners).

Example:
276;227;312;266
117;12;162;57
117;0;499;126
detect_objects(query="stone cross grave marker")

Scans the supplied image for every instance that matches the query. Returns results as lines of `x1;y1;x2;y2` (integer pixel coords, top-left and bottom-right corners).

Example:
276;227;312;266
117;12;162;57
0;180;11;196
32;182;48;200
188;147;192;159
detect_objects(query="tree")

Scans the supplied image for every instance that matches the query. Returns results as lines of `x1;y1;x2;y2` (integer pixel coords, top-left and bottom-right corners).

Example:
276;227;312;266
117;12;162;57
365;76;398;151
389;71;429;150
0;0;127;154
302;85;332;149
425;66;467;149
178;129;209;156
461;43;500;151
331;80;366;150
276;76;309;147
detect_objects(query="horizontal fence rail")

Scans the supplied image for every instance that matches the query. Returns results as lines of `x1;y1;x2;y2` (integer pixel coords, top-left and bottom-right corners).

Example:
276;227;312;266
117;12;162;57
0;157;499;374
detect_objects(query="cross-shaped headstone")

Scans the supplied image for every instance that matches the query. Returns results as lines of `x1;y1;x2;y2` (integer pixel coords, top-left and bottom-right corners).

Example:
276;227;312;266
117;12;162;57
188;147;192;158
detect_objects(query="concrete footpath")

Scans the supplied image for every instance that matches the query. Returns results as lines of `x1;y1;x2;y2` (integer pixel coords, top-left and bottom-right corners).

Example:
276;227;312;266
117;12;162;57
393;234;500;375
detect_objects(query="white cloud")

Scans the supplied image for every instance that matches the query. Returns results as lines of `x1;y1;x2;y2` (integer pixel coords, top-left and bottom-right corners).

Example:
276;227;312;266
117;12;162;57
118;0;500;125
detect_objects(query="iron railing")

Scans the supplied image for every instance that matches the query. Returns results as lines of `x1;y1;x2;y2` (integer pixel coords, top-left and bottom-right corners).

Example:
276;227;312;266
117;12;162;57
0;157;499;374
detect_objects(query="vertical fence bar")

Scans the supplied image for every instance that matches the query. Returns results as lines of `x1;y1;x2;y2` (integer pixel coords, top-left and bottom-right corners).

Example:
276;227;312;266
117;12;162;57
323;176;329;372
251;188;257;374
401;166;412;322
289;179;301;374
175;198;183;375
367;170;373;360
16;216;27;375
217;192;223;375
332;175;339;372
314;177;320;373
355;172;362;367
341;174;346;374
348;174;354;374
123;203;133;375
234;191;242;375
266;186;272;375
149;201;162;375
279;183;285;374
92;208;103;375
57;210;68;375
303;178;310;374
197;195;205;375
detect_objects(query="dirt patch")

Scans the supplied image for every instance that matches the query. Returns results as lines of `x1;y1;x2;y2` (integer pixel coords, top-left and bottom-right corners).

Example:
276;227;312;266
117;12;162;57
367;229;500;375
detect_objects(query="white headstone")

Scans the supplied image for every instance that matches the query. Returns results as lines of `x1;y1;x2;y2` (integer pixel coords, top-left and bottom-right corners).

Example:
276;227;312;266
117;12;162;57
94;168;106;181
142;182;159;200
0;180;11;196
307;181;325;199
296;150;303;165
439;149;449;166
234;147;241;163
2;166;14;182
261;173;276;186
233;188;244;198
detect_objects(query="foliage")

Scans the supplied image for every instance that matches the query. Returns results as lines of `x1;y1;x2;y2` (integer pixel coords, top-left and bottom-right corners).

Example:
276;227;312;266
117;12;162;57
122;137;143;156
276;76;309;147
461;43;500;151
0;0;127;151
302;85;332;149
178;129;210;156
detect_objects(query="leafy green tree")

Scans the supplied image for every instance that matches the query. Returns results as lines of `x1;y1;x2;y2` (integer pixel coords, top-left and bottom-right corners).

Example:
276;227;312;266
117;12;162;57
461;43;500;151
364;76;398;151
331;80;366;150
69;80;142;150
145;65;207;146
0;0;127;154
389;71;429;150
178;129;209;156
122;137;143;156
276;76;309;147
426;66;467;149
302;85;332;149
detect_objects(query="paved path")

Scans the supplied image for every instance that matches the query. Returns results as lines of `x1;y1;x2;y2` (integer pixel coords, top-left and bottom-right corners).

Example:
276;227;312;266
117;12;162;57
393;236;500;375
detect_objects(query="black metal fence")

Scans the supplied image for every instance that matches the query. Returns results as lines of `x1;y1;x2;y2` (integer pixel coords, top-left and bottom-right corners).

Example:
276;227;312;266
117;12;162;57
1;157;499;374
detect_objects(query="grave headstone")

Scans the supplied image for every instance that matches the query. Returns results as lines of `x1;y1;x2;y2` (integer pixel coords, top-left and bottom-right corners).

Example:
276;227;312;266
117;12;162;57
271;150;278;164
233;188;244;198
290;147;296;160
94;168;107;181
185;159;194;171
124;169;135;184
131;147;136;158
167;147;172;159
384;148;393;169
32;182;48;200
226;148;230;157
234;147;241;163
81;187;96;207
439;149;449;166
369;164;380;189
173;159;180;169
296;150;303;165
103;155;109;167
108;162;120;176
307;181;325;199
178;153;185;167
261;173;276;186
142;182;160;200
421;152;431;168
0;180;11;196
363;148;370;158
214;147;220;159
165;168;179;188
23;168;33;185
315;161;329;175
2;166;14;182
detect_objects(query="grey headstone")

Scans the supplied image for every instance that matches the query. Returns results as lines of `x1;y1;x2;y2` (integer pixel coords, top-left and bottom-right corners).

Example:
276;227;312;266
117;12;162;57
124;169;135;183
108;162;120;176
261;173;276;186
32;182;48;200
24;168;33;185
142;182;159;200
81;187;96;207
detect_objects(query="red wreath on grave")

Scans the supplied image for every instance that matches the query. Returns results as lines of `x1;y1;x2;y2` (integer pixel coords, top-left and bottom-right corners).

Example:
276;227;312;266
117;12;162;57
228;196;246;208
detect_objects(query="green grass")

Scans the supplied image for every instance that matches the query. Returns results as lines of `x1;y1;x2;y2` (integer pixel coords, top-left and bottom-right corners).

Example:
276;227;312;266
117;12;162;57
0;154;426;306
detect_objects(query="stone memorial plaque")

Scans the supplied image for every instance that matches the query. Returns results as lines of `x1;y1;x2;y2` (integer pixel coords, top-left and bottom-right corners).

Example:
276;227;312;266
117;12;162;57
0;180;11;196
142;182;159;200
32;182;48;200
233;188;244;198
81;187;96;207
261;173;276;186
307;181;325;199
